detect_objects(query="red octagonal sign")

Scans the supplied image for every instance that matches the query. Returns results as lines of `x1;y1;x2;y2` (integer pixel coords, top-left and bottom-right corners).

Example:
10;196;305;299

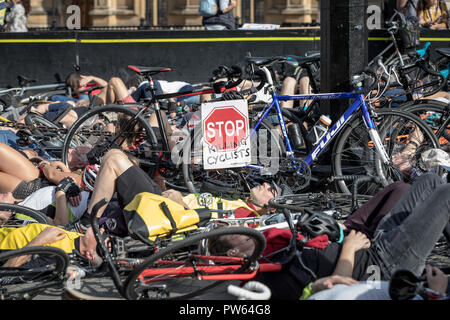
202;106;249;151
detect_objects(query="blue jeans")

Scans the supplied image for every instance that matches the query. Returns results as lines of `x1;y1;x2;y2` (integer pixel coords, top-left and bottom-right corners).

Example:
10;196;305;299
49;95;77;103
131;81;163;102
372;173;450;278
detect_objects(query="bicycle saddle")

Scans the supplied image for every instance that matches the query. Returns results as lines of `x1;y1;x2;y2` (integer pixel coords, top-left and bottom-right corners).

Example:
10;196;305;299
436;48;450;59
128;65;172;76
17;75;37;87
245;56;285;67
285;55;320;67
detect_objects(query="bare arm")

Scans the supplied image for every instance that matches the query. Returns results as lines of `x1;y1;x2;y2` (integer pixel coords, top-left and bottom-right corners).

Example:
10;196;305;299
221;0;236;13
396;0;408;9
41;163;82;186
80;75;108;87
3;227;67;267
332;230;371;278
53;190;70;226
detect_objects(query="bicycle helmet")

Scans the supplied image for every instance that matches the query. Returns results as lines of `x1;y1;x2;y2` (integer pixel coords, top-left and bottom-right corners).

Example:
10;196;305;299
297;210;341;242
81;164;100;192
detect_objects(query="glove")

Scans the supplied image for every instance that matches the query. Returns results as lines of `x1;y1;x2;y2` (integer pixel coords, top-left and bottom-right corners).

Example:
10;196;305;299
55;177;81;198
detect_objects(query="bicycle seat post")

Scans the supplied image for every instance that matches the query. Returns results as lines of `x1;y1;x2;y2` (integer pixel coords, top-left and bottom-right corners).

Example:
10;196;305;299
146;74;171;153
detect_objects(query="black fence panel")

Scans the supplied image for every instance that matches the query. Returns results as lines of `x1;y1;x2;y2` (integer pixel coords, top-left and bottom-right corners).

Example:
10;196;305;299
0;28;448;88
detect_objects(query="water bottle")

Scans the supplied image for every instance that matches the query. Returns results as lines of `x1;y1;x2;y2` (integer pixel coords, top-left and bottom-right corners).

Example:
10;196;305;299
307;115;331;146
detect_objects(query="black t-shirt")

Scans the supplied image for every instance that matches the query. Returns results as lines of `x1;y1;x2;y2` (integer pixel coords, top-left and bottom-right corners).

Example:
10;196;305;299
256;243;385;300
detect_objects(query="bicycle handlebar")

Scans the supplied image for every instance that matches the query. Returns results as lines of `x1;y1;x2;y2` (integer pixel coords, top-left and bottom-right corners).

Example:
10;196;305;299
227;281;271;300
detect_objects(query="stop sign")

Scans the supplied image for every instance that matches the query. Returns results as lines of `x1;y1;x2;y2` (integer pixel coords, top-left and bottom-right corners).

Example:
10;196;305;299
202;106;249;151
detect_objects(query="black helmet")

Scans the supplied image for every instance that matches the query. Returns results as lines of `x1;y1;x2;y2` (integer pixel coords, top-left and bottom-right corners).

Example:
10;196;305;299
297;210;341;242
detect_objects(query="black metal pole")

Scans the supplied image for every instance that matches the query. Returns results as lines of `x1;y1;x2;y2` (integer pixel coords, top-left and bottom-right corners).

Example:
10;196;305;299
320;0;368;122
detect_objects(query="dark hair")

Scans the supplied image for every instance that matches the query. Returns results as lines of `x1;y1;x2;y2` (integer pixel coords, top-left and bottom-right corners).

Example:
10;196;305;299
65;73;82;93
125;75;146;89
21;0;31;15
117;113;145;147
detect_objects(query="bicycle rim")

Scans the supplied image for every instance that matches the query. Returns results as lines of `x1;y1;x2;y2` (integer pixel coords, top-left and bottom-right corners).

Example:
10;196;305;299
61;105;158;167
124;227;266;300
0;203;52;226
400;101;450;149
0;246;68;300
182;117;285;194
333;109;441;195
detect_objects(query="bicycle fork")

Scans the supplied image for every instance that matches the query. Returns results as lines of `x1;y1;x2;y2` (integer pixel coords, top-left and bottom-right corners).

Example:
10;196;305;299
361;99;391;165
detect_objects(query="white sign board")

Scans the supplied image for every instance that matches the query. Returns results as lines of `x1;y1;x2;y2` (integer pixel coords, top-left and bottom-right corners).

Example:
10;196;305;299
201;99;251;170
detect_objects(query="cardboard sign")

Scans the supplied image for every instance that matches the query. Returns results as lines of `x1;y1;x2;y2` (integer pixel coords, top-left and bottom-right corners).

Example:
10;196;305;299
201;99;251;170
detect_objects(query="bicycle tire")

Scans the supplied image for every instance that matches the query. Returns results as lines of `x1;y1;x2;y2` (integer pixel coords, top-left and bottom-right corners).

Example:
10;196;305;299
61;105;158;168
24;113;66;153
0;203;52;226
400;101;450;147
268;192;372;220
182;116;286;194
124;226;266;300
0;246;69;300
333;108;441;195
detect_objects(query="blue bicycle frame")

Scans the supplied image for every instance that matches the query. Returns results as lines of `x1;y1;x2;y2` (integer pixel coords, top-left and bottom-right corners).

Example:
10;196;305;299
249;90;390;169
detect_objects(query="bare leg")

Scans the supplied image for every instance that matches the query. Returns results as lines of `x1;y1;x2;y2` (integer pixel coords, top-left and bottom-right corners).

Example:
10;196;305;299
0;143;39;183
105;77;131;104
87;149;133;218
280;77;297;108
59;110;78;128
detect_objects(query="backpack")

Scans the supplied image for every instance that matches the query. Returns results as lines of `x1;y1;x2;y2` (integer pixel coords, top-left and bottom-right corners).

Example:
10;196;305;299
392;10;421;49
123;192;216;244
199;0;218;17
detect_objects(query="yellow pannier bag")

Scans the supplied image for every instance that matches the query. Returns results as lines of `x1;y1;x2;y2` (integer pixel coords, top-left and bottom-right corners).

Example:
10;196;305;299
123;192;215;243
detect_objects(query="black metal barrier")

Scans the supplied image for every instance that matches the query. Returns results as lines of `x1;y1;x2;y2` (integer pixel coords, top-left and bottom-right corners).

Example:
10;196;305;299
0;28;449;88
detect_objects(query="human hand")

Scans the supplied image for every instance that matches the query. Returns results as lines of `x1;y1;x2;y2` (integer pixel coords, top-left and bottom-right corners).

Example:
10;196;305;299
67;193;82;207
342;230;371;251
51;161;71;173
79;75;92;89
230;0;237;7
56;177;82;199
311;275;359;293
425;265;448;294
162;189;186;206
34;227;67;245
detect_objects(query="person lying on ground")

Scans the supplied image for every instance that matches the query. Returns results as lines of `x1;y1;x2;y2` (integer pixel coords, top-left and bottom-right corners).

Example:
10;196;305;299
305;265;449;300
0;176;88;227
0;223;103;268
81;149;282;226
0;142;90;200
207;173;450;300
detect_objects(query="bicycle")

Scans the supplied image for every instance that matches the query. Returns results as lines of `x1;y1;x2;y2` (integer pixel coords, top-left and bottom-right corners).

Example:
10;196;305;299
389;268;450;300
0;75;67;111
184;55;442;196
60;65;265;192
0;203;52;227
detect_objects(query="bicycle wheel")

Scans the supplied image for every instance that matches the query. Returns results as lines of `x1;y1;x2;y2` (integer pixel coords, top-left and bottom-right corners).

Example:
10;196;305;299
0;203;52;226
269;192;372;220
400;101;450;149
182;115;285;195
0;246;69;300
24;113;66;155
61;105;158;169
333;108;441;195
124;226;266;300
